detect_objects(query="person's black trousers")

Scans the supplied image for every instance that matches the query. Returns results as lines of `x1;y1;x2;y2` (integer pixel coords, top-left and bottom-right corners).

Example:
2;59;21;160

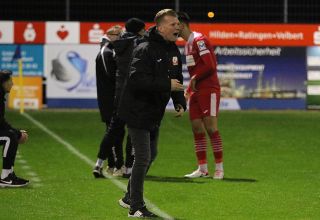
97;116;125;169
125;126;159;211
0;129;19;170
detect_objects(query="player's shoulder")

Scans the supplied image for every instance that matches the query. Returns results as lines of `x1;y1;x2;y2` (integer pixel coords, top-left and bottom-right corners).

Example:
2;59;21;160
193;32;211;51
193;32;209;43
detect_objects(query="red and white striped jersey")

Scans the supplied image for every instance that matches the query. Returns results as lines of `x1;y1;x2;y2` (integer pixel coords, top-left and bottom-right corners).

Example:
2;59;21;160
184;31;220;93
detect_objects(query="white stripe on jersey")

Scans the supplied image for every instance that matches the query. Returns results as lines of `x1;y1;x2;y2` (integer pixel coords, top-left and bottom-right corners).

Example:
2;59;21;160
186;55;195;67
199;49;210;56
210;93;217;116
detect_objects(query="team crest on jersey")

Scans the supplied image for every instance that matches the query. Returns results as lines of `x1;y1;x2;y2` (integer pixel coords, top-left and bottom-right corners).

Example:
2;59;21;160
172;56;178;65
197;40;207;51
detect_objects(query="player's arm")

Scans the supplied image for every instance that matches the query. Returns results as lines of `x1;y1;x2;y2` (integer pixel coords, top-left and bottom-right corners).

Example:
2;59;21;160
103;49;116;82
192;38;216;82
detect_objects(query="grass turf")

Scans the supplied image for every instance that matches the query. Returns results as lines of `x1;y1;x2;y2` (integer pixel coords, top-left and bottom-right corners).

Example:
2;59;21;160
0;110;319;219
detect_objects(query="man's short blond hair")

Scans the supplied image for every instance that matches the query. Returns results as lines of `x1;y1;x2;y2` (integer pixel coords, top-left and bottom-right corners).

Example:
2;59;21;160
154;9;177;26
106;25;122;35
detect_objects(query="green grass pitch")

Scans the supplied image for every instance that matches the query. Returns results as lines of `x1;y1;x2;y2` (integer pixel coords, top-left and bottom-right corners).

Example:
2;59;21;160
0;110;319;219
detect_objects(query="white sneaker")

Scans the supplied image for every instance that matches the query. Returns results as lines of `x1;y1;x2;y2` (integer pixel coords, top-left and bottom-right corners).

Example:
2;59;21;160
184;169;209;178
113;166;125;177
213;170;224;180
105;166;114;175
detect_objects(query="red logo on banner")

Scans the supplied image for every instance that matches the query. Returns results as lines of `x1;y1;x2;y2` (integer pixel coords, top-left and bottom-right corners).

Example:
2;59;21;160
14;22;45;44
56;25;69;40
80;22;124;44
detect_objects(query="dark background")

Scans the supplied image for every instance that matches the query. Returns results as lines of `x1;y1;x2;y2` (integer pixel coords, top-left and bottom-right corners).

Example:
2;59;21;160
1;0;319;23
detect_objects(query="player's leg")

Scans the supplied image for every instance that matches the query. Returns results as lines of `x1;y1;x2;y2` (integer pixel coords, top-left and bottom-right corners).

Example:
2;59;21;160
93;122;114;178
0;130;29;187
201;92;224;179
185;94;209;178
123;134;134;178
146;126;159;174
126;127;157;217
112;117;126;177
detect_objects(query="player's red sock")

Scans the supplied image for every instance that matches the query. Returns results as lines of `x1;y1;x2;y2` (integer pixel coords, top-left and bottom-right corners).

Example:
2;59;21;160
194;132;207;166
210;131;223;164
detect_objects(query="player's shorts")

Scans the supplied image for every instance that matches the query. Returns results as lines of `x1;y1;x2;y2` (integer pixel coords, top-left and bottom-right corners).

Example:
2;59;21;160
189;91;220;120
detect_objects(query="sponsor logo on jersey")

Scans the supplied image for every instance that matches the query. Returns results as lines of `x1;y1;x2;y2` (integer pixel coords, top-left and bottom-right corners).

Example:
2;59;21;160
197;40;207;51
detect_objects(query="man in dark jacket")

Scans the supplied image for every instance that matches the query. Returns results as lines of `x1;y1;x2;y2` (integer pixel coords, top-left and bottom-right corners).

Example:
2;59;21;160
93;25;124;178
118;9;186;218
112;18;146;178
0;70;29;187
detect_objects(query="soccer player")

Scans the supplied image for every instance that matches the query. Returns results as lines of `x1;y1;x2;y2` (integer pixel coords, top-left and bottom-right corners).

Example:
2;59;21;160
178;12;224;180
0;69;29;187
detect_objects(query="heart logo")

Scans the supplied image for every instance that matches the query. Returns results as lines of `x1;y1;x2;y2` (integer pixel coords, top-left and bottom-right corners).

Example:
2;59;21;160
56;25;69;40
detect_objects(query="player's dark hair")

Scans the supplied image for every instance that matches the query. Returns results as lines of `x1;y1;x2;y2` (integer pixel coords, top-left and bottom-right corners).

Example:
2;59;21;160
177;11;191;25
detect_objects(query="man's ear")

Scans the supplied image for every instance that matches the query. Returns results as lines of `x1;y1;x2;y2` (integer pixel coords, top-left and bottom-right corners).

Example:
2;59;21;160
157;24;164;33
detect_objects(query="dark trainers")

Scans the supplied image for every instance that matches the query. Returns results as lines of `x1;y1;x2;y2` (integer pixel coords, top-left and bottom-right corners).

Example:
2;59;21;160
92;166;104;178
118;197;130;209
0;172;29;188
128;206;158;218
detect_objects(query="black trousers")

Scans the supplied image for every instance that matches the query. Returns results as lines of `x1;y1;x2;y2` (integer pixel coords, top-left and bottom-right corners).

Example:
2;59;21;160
97;116;125;169
97;92;134;169
0;129;19;170
125;126;159;211
125;134;134;168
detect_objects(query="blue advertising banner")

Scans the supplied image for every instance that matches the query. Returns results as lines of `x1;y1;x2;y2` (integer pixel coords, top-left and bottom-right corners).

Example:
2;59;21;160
0;44;44;76
45;44;98;108
181;46;306;110
215;46;306;109
306;46;320;109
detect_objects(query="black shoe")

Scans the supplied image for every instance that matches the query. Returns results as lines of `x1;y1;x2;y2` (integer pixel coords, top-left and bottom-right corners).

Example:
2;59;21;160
128;206;158;218
122;173;131;178
118;197;130;209
0;172;29;188
92;166;104;178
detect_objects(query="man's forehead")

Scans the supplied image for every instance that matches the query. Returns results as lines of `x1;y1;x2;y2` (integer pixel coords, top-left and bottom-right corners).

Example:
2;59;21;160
162;15;179;24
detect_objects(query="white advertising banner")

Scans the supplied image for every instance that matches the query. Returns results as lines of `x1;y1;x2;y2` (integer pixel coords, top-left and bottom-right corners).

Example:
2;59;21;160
45;44;99;99
0;21;14;44
45;22;80;44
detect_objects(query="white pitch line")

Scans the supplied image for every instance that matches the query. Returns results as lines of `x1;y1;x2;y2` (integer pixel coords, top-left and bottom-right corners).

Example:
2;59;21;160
23;112;175;220
15;151;42;187
21;165;31;170
17;159;27;164
30;177;41;182
26;171;38;177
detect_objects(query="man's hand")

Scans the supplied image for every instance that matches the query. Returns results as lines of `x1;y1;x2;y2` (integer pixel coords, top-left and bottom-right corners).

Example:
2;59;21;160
174;104;184;118
184;91;190;102
19;130;28;144
171;79;184;91
190;76;198;92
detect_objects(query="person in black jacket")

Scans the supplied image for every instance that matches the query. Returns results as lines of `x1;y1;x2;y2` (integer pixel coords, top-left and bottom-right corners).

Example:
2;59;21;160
118;9;186;218
0;70;29;187
112;18;146;178
93;25;124;178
